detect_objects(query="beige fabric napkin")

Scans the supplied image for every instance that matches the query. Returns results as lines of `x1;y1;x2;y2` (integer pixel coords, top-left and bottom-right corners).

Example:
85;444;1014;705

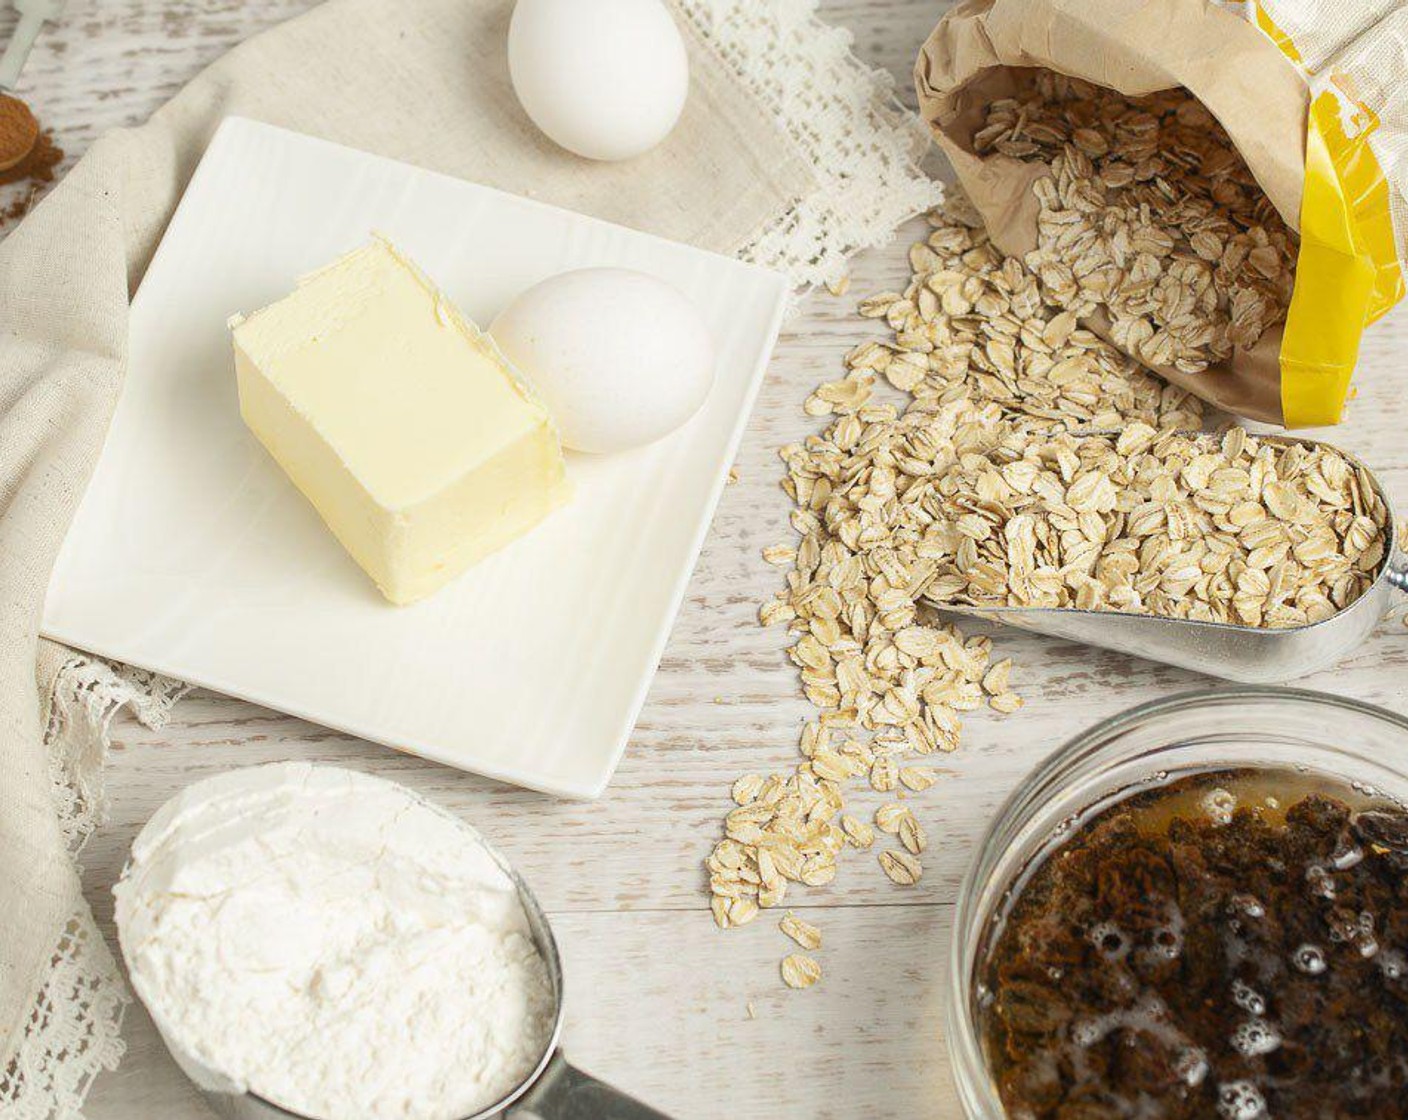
0;0;937;1113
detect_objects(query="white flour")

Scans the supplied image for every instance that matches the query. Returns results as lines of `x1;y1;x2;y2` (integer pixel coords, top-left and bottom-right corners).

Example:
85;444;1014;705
114;763;555;1120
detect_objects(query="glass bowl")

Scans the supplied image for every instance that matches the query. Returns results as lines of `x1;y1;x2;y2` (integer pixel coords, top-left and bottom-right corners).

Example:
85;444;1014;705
945;686;1408;1118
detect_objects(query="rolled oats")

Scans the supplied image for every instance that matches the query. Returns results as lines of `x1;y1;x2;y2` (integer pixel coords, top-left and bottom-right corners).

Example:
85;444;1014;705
879;849;923;886
781;954;822;990
732;774;765;806
975;72;1296;374
841;814;875;849
990;691;1026;714
780;912;823;951
917;423;1385;626
869;757;899;793
898;815;928;856
875;804;911;835
899;767;938;793
708;149;1374;993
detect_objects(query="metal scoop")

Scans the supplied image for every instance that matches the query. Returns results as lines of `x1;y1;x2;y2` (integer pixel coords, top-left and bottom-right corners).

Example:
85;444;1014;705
923;436;1406;684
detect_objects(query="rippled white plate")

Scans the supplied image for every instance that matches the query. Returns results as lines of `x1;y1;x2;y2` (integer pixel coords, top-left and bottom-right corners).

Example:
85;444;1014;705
44;117;788;798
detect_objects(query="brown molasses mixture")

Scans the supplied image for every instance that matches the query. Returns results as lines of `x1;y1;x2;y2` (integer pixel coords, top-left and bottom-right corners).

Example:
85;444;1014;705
978;769;1408;1119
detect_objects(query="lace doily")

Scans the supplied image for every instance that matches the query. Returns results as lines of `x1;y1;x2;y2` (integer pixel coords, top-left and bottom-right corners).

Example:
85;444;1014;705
681;0;942;292
0;915;128;1120
0;659;185;1119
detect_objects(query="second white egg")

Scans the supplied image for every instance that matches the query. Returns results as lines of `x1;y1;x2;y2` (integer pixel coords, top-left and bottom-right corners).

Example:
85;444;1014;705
507;0;690;161
490;269;715;454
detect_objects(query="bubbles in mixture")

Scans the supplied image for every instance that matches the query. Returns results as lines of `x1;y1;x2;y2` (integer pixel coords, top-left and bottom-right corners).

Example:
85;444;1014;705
1305;863;1337;900
1327;909;1379;957
1291;944;1327;975
1230;1018;1281;1057
1128;900;1188;967
1202;787;1237;826
1069;1017;1103;1048
1174;1046;1209;1087
1217;1080;1268;1120
1330;835;1364;870
1145;920;1185;961
1231;980;1265;1016
1087;921;1129;961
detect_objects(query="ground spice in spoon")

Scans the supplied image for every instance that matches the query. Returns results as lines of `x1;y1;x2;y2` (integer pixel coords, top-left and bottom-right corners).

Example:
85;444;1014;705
0;92;37;169
0;92;61;223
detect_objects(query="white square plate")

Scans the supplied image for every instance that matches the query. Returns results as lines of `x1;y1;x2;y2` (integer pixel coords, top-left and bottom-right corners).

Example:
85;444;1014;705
44;117;788;798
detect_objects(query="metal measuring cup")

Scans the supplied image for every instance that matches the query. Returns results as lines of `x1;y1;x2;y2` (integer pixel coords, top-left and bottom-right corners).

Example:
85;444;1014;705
922;435;1406;683
119;775;670;1120
191;861;670;1120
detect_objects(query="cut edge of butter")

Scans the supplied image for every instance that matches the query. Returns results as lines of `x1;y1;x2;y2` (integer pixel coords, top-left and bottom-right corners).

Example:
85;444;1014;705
231;235;570;606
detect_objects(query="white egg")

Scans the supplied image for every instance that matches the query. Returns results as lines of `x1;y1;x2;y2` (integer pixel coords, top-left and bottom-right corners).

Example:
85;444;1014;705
490;268;714;454
507;0;690;162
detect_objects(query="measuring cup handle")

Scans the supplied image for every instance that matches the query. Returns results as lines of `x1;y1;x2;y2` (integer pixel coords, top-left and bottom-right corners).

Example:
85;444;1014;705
506;1051;672;1120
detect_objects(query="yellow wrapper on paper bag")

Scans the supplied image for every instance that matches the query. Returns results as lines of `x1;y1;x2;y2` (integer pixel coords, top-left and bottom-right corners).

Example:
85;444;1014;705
914;0;1407;427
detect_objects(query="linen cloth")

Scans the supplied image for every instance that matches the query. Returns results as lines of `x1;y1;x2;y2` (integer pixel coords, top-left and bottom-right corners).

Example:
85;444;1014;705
0;0;939;1114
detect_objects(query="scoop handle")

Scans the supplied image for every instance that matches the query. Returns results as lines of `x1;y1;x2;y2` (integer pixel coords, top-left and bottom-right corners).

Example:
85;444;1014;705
1387;554;1408;596
507;1051;671;1120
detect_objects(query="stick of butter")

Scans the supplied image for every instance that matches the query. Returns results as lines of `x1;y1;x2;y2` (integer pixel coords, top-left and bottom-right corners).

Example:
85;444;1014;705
231;236;570;605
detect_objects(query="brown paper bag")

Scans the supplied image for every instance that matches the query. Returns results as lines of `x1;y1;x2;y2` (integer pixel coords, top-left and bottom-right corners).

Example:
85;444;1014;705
914;0;1310;424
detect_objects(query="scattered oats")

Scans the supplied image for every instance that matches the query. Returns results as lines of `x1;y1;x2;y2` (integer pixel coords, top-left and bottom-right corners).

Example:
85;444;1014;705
848;216;1203;432
746;1001;756;1020
728;897;760;927
705;130;1310;980
841;813;875;848
990;691;1025;714
780;911;823;951
898;814;927;856
758;599;795;627
727;466;740;485
799;721;825;759
879;849;923;886
732;774;765;805
800;853;838;887
899;766;938;793
982;659;1013;696
875;804;911;835
870;757;899;793
827;273;852;297
762;545;797;566
781;953;822;990
858;292;903;318
809;750;853;782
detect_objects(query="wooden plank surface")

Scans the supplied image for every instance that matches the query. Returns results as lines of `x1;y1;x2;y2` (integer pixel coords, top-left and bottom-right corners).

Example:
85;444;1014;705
7;2;1406;1118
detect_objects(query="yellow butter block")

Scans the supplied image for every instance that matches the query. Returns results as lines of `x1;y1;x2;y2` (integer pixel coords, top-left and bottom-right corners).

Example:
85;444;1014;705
231;236;569;605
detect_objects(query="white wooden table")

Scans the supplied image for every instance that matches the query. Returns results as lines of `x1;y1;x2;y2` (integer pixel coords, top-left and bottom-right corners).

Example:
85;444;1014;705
10;3;1408;1117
